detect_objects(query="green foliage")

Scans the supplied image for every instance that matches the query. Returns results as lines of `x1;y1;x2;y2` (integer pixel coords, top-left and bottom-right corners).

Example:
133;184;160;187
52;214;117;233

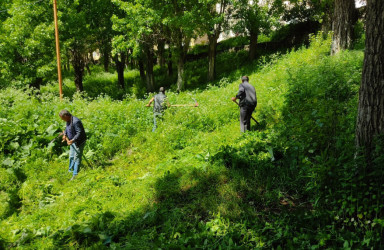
277;0;333;23
0;0;56;88
232;0;278;37
42;68;143;99
353;20;366;50
280;48;362;156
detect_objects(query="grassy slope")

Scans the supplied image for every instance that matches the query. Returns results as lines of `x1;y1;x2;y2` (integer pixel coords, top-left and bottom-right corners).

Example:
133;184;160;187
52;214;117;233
0;37;365;248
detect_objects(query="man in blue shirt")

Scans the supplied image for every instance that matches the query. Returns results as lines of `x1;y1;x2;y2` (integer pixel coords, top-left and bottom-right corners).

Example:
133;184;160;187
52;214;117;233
59;110;87;180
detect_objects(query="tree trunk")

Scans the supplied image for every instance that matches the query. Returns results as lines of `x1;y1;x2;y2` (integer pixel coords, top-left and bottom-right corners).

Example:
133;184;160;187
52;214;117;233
85;53;93;75
71;48;85;92
103;43;111;72
355;0;384;160
176;35;190;92
30;77;42;90
207;34;218;82
321;2;334;38
85;63;91;76
145;47;155;92
158;39;166;68
167;51;173;76
103;53;109;72
130;56;134;70
249;31;258;61
127;49;133;70
114;52;126;89
176;56;184;92
139;59;146;82
331;0;357;54
65;50;70;72
321;5;334;39
321;17;333;39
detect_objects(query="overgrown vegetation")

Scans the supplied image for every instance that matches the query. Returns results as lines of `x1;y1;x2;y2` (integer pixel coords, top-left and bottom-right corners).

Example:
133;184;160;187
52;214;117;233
1;36;383;248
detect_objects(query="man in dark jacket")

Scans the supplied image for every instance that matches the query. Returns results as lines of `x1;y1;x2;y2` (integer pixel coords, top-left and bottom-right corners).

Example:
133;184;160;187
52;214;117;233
59;110;87;180
146;87;170;132
231;76;257;132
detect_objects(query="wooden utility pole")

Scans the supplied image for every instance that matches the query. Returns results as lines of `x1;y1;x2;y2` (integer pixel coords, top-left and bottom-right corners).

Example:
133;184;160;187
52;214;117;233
53;0;63;100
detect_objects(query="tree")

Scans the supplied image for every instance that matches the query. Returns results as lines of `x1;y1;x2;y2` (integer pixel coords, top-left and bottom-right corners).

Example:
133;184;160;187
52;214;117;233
112;0;159;92
114;52;126;89
233;0;275;61
0;0;12;88
59;0;99;92
331;0;357;54
275;0;333;35
90;0;126;89
162;0;200;92
113;0;201;92
0;0;11;22
355;0;384;159
199;0;232;81
156;25;166;69
89;0;115;72
0;0;55;89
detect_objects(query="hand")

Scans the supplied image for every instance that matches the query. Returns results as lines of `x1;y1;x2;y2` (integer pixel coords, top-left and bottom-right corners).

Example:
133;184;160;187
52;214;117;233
145;104;151;107
62;135;67;143
231;97;237;102
67;140;74;146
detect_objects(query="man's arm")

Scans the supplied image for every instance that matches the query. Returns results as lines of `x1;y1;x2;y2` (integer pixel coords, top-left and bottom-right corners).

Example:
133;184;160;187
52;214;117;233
62;129;68;142
62;129;66;141
146;97;155;107
231;84;244;102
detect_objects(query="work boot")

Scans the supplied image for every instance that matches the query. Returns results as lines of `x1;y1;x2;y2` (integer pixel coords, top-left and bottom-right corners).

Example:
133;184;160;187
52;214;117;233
70;175;77;181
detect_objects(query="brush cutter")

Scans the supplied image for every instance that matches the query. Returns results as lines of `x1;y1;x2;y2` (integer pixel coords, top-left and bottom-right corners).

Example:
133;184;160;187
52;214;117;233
69;142;94;170
50;132;94;169
232;99;260;126
50;132;64;144
170;98;199;107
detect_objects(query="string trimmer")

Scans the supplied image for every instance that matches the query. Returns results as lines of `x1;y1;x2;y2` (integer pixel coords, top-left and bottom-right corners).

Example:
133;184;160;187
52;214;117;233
50;131;94;169
170;98;199;107
232;99;260;126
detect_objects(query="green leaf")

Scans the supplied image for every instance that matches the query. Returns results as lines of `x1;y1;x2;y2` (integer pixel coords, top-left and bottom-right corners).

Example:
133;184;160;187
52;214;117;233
2;158;14;167
10;141;20;150
46;124;58;136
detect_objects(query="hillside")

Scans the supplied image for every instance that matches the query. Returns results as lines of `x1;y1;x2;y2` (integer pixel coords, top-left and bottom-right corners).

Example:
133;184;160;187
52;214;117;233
2;36;381;249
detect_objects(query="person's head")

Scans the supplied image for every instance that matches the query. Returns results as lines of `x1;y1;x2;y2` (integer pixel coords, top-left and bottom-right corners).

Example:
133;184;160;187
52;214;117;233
59;109;72;122
159;87;165;93
241;76;249;83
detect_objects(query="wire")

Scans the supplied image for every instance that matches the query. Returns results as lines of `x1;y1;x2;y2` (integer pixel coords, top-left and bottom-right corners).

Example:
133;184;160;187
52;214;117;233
0;0;46;14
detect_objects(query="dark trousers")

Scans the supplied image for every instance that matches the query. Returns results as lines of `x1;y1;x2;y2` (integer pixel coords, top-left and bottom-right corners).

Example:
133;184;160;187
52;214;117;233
240;105;255;132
